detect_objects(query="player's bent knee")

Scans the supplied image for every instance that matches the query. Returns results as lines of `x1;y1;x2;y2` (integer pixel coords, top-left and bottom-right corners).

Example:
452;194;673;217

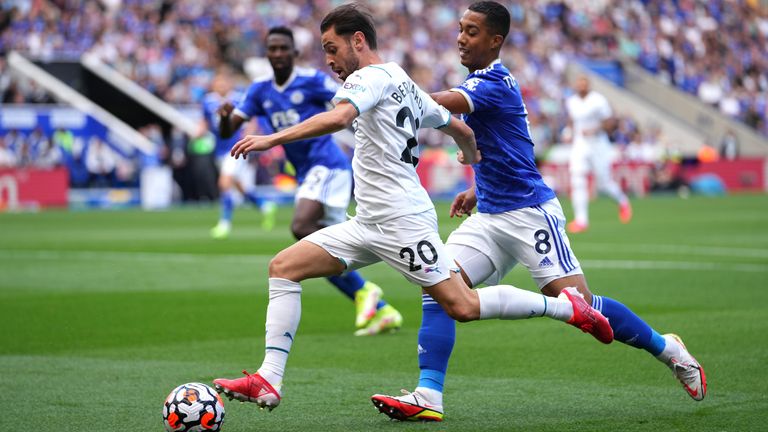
268;253;300;279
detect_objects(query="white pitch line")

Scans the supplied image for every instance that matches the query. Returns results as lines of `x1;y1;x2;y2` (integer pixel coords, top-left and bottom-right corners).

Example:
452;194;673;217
0;249;766;272
576;243;768;259
582;259;768;273
0;249;270;264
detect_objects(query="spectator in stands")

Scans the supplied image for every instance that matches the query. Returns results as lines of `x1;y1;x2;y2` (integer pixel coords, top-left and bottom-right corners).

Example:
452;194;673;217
719;129;740;160
33;136;63;169
5;129;25;155
0;136;17;168
85;136;117;187
2;0;764;164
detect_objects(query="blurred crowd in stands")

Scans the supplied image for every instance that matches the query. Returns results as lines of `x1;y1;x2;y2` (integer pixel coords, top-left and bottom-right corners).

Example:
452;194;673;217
0;0;765;191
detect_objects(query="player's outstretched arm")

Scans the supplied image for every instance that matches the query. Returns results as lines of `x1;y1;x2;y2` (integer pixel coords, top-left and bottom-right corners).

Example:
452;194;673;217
438;117;480;165
430;91;471;114
231;101;358;159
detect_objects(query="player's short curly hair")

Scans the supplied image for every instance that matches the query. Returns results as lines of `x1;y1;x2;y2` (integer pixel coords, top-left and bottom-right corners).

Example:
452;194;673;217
320;3;377;50
469;1;510;40
267;26;294;45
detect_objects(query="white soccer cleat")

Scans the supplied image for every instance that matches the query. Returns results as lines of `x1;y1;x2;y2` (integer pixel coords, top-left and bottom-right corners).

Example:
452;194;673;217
371;389;444;422
661;334;707;401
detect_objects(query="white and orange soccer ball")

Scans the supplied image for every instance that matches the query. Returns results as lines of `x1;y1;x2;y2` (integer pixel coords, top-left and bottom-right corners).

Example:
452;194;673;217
163;382;225;431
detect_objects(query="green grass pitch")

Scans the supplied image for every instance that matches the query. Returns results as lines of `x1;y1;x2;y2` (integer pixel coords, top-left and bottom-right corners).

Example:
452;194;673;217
1;194;767;431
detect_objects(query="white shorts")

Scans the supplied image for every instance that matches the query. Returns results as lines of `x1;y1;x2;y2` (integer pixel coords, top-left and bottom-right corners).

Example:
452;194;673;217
569;138;613;179
304;210;457;287
295;165;352;226
217;154;256;188
446;198;582;288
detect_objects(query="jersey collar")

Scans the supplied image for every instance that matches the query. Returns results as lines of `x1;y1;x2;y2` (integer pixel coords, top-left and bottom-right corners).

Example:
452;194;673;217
272;69;297;93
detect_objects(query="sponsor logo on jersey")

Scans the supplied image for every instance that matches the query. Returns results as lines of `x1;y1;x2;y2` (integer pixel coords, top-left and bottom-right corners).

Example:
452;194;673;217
342;82;366;93
538;256;554;268
417;344;427;354
424;265;441;274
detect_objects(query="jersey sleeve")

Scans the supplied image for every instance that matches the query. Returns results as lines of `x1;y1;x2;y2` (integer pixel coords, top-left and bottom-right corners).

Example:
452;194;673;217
449;76;501;114
332;68;385;115
201;98;213;126
419;88;452;129
234;83;264;120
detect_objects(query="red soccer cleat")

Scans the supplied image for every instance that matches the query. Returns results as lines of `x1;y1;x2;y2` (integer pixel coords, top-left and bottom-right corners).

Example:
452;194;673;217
213;370;281;410
619;201;633;224
371;390;444;422
561;287;613;344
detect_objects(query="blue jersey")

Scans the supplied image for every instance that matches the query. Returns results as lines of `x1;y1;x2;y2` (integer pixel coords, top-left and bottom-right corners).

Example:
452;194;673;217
235;66;350;183
201;89;246;157
452;60;555;213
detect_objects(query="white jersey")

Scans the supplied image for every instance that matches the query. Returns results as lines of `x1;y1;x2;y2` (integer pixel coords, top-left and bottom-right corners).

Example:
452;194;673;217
332;62;451;224
565;91;612;148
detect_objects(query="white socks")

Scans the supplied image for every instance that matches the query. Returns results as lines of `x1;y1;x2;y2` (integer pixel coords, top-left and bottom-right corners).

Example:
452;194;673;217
258;278;302;389
477;285;573;322
570;175;589;225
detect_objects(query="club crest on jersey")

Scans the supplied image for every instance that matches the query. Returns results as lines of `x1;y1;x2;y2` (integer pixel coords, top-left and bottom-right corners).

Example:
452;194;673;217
290;91;304;105
462;77;482;92
424;265;441;274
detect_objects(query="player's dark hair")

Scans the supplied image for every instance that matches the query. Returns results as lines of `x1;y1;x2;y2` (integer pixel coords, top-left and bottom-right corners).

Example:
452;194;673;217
469;1;510;40
267;26;295;45
320;3;377;50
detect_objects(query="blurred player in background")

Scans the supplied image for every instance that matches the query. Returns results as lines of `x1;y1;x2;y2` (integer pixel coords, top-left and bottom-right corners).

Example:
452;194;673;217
564;75;632;233
202;68;277;237
213;4;612;412
372;1;705;422
218;26;402;336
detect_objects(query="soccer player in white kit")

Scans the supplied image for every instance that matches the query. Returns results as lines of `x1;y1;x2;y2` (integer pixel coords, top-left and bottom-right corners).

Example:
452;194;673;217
212;3;612;412
564;75;632;233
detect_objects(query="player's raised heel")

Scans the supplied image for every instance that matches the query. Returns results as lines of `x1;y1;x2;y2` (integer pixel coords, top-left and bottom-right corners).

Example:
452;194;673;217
561;287;613;344
213;370;281;410
661;334;707;401
371;390;444;422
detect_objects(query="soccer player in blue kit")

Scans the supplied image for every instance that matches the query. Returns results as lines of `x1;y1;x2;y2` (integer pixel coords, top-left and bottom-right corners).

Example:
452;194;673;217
202;69;277;235
372;1;706;421
217;26;402;335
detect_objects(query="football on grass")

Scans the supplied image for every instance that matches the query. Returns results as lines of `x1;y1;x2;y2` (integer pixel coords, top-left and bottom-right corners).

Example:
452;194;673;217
163;382;225;431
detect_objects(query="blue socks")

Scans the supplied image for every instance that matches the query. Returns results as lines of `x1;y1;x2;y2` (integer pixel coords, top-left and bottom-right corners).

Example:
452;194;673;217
220;191;235;222
417;295;456;392
327;272;387;309
592;295;666;356
244;190;266;208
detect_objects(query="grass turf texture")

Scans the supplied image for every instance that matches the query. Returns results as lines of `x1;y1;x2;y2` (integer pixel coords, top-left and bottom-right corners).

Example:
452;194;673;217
1;195;766;431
